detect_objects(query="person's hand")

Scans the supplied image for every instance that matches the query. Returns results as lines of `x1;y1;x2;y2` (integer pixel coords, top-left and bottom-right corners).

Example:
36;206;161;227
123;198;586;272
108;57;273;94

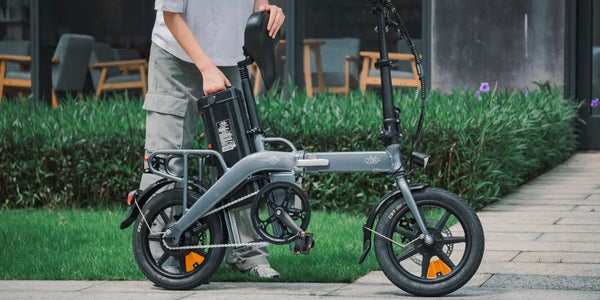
200;65;231;95
256;4;285;39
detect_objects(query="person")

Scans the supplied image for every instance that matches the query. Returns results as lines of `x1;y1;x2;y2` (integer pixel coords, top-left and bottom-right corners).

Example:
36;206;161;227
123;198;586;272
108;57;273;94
139;0;285;278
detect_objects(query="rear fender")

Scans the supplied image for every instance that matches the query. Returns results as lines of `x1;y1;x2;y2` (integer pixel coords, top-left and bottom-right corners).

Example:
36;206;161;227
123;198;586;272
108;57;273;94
119;178;178;229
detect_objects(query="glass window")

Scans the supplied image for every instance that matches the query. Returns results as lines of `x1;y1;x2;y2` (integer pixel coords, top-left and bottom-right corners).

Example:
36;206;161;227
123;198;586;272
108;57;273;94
304;0;422;52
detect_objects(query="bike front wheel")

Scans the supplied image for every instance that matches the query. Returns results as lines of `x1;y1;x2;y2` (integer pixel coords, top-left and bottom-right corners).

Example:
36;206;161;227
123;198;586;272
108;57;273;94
131;188;227;290
374;187;484;296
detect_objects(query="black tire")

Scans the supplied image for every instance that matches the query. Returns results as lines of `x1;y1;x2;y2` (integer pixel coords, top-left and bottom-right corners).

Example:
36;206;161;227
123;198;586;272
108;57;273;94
374;187;484;296
132;189;227;290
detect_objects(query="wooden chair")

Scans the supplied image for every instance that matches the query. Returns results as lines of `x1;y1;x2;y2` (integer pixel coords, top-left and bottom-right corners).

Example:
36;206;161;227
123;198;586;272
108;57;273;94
359;51;420;93
112;47;144;75
0;34;94;107
0;41;29;72
88;43;148;99
308;38;361;95
359;39;422;93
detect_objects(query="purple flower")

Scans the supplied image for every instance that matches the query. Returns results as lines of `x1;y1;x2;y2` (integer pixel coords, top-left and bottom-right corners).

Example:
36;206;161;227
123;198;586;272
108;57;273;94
475;91;481;99
479;82;490;93
592;98;599;108
524;90;529;97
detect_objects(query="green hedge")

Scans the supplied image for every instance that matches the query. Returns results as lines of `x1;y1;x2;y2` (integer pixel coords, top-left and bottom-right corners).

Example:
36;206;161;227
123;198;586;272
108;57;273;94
0;87;579;211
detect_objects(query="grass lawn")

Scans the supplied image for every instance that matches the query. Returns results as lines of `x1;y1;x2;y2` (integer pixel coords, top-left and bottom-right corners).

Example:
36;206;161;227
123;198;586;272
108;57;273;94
0;209;379;283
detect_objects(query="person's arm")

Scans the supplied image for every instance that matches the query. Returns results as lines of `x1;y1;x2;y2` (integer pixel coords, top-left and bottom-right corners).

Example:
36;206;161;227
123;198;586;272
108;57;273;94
253;0;285;38
163;11;231;95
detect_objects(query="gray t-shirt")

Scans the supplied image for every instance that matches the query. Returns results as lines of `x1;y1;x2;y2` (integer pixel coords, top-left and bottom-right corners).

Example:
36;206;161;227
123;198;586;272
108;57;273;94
152;0;254;66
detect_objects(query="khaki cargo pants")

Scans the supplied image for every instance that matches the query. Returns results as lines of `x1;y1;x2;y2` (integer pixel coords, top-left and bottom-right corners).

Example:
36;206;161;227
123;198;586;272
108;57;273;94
139;43;269;271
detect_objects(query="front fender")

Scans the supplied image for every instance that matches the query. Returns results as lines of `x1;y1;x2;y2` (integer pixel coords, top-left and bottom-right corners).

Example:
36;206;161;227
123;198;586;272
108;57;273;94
119;178;178;229
358;183;427;264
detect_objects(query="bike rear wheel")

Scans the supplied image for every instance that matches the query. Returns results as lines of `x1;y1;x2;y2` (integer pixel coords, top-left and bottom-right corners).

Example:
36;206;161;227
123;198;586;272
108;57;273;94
374;187;484;296
132;189;227;290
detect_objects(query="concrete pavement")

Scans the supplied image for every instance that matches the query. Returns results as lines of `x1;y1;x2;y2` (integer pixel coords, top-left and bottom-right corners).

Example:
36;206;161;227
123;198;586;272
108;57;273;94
1;152;599;299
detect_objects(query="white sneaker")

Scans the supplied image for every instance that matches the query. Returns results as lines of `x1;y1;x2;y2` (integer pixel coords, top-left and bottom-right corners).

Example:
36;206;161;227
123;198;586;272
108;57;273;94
247;264;280;278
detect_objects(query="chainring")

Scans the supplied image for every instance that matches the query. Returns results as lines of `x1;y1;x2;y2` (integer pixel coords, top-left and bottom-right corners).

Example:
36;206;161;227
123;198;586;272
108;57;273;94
250;181;311;245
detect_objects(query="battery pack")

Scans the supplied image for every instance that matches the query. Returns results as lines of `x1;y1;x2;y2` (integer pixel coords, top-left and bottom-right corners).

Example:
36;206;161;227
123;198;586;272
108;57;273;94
197;87;255;174
197;87;261;242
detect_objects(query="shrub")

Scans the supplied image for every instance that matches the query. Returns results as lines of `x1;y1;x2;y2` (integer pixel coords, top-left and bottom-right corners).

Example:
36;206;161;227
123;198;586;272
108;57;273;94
0;87;579;211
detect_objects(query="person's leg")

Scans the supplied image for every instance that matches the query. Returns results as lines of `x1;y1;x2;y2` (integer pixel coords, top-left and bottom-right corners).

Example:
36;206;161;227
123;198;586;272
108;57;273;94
139;43;202;191
219;66;277;277
139;43;203;274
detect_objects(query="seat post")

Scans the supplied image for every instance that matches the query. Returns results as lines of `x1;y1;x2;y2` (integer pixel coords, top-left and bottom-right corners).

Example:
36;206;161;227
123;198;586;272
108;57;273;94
238;58;263;140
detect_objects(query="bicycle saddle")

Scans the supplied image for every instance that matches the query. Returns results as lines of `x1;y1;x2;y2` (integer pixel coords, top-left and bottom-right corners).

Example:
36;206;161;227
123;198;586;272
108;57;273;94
244;11;280;90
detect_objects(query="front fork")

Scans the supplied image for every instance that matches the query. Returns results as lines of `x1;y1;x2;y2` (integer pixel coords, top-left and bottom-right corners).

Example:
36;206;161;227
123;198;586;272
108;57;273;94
356;145;433;263
395;174;433;245
388;144;432;243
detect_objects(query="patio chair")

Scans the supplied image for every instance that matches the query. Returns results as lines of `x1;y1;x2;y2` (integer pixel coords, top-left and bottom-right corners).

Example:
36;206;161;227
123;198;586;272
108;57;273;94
0;40;30;73
88;42;148;98
112;47;142;61
359;39;422;93
0;34;94;107
309;38;361;95
112;47;144;75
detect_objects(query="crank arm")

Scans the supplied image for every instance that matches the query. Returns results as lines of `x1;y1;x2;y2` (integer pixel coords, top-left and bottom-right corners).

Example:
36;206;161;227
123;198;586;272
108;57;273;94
275;207;303;234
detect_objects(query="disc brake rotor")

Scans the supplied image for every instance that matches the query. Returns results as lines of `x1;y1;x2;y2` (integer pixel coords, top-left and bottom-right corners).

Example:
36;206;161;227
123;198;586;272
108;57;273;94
401;218;453;266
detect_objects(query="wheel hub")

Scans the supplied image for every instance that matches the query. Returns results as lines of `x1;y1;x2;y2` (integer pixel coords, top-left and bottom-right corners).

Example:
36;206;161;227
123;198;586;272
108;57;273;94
162;223;201;256
410;225;454;265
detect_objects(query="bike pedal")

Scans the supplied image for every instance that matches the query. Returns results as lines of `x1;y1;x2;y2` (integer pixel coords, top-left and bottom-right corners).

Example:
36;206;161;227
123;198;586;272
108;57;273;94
291;231;314;255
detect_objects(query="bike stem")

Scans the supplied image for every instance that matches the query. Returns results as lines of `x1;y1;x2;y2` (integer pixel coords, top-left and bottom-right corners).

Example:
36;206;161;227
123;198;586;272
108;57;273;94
372;4;433;242
375;7;400;147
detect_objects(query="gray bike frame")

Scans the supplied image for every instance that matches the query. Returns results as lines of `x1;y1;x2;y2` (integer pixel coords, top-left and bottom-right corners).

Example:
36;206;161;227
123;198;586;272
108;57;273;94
154;1;435;248
149;133;432;246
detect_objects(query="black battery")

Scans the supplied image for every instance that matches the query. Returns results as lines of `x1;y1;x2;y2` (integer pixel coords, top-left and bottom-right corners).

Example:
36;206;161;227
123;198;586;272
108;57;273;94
197;87;255;175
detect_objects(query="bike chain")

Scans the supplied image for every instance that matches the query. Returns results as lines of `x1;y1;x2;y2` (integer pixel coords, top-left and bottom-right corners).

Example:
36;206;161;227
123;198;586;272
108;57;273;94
204;190;259;216
163;240;270;251
135;190;268;251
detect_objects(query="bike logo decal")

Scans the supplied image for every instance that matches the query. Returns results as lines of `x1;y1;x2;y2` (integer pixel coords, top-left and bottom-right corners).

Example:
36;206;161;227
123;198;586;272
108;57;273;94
364;155;381;165
269;156;280;164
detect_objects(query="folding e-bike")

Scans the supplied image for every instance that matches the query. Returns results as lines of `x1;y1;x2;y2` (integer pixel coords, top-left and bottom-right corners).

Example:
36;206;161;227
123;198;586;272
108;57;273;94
120;0;484;296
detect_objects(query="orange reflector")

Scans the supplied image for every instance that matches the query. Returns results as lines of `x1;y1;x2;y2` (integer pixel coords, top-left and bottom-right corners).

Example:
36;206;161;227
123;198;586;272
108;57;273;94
144;155;148;162
427;259;451;278
185;251;205;272
207;144;212;149
127;191;136;206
